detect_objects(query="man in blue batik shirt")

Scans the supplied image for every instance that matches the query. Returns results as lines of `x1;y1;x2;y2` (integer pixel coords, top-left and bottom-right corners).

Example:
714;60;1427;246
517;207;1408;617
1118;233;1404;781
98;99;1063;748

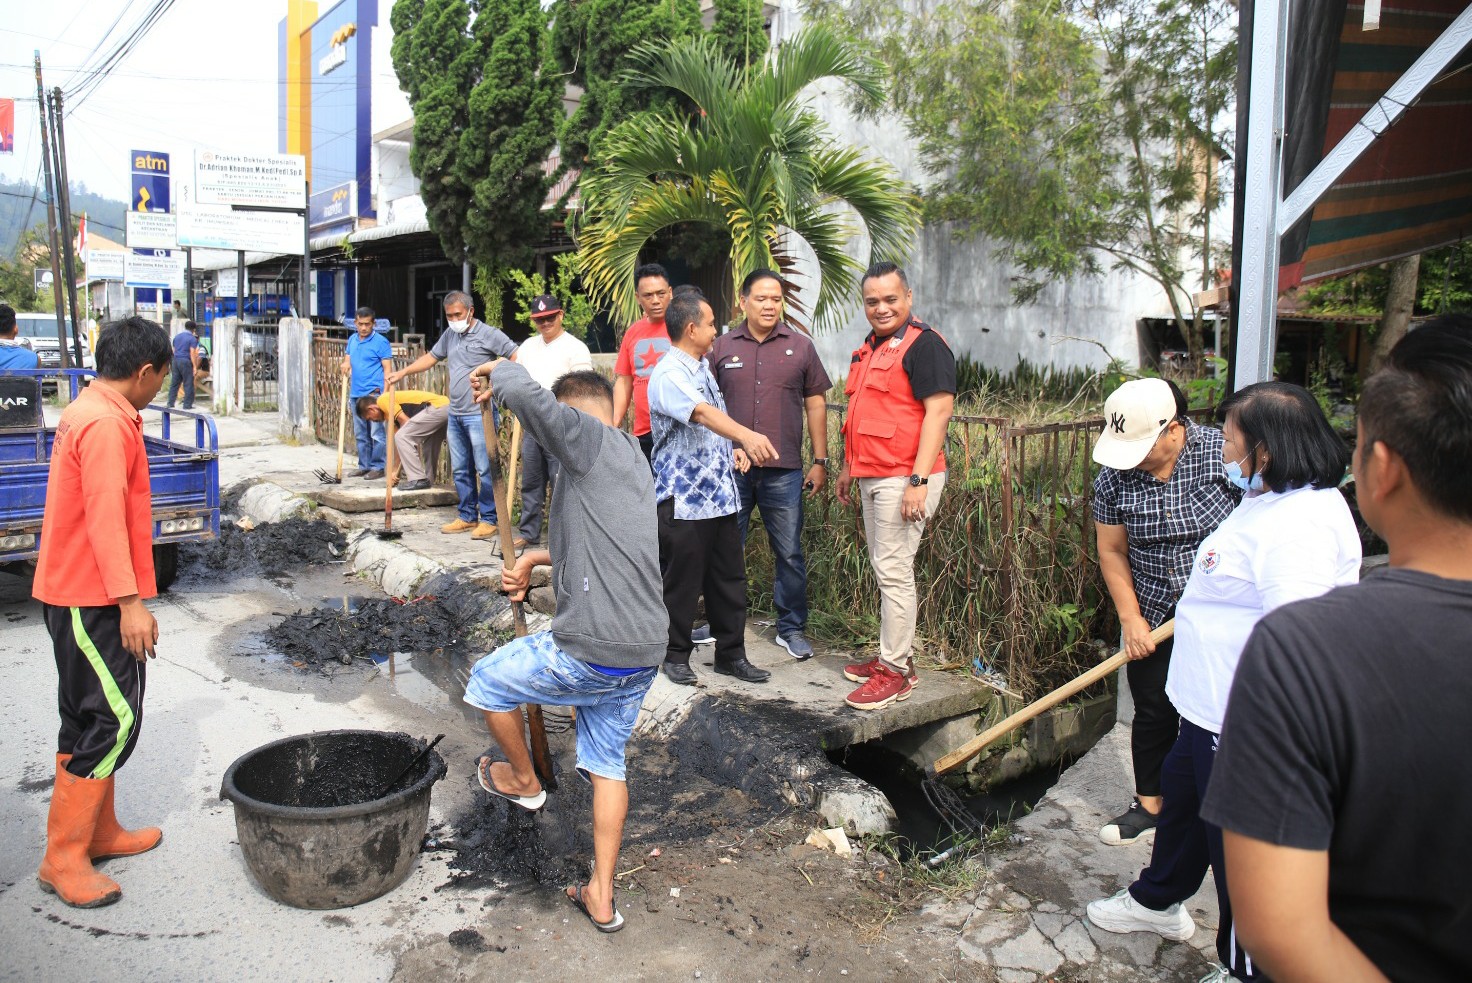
340;306;393;479
647;291;778;687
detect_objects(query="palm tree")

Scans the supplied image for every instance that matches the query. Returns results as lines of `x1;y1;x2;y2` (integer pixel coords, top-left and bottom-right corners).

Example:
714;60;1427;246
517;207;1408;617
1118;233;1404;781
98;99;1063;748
575;24;920;331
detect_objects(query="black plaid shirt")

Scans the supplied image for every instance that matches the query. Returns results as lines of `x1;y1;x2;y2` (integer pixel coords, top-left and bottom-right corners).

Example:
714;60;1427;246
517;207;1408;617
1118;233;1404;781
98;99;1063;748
1092;420;1242;628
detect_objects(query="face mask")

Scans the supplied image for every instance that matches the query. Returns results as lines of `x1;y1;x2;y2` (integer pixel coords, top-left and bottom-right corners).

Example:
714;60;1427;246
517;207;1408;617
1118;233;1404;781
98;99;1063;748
447;318;469;333
1224;457;1264;493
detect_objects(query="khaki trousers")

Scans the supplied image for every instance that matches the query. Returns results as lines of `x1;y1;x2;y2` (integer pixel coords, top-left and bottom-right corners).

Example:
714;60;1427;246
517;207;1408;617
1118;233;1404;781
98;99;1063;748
395;404;448;483
858;473;946;671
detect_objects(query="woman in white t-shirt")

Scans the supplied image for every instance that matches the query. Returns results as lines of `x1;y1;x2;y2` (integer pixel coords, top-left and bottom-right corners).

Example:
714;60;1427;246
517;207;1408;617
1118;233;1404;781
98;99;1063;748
1087;382;1361;981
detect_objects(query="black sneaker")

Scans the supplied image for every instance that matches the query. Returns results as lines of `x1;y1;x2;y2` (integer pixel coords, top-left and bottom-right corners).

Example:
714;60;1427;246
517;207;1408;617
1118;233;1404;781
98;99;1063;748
1099;800;1159;845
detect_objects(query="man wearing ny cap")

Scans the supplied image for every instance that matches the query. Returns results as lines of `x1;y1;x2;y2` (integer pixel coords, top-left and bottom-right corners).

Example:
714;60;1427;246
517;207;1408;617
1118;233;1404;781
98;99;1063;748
513;295;593;549
1090;378;1238;846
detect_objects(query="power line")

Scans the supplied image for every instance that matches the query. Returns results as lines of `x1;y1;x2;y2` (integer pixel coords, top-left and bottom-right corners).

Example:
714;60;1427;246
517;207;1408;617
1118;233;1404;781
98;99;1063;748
64;0;181;113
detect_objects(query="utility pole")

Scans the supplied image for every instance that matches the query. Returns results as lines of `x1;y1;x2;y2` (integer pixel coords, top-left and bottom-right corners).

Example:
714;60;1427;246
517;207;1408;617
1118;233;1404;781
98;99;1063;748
49;87;86;366
33;51;71;368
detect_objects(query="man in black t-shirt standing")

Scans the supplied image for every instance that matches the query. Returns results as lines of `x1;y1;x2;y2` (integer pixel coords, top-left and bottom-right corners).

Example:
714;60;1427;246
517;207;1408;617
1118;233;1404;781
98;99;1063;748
1202;315;1472;981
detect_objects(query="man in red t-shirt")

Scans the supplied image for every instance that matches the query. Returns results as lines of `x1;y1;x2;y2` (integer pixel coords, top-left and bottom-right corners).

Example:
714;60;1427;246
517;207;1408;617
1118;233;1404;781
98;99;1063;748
613;263;674;460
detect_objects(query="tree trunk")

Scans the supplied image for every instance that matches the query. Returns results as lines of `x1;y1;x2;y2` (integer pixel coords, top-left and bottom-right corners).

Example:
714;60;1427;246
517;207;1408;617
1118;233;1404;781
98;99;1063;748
1370;253;1421;374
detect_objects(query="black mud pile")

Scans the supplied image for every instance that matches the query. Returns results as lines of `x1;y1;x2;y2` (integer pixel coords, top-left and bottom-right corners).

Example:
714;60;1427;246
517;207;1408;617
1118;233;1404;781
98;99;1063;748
181;516;348;579
434;697;798;892
265;595;484;666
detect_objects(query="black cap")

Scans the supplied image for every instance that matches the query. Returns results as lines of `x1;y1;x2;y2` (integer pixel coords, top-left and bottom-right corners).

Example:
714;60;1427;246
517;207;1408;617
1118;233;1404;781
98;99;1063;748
530;295;562;318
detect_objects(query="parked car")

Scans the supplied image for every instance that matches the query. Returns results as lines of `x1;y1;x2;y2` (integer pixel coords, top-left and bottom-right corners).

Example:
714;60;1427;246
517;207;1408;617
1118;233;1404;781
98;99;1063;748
13;313;94;370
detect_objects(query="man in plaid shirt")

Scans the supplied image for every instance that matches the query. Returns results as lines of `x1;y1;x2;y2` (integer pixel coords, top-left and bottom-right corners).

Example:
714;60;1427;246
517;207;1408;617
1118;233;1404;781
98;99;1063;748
1091;378;1240;845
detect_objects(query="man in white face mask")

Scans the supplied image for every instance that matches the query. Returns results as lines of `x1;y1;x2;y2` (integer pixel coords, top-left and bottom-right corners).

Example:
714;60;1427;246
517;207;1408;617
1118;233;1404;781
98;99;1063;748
388;291;519;539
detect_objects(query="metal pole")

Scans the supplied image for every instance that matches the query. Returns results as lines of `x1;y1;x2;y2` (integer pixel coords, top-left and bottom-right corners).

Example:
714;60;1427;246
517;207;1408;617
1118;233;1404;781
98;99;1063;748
302;180;311;321
49;87;85;365
237;251;246;322
34;52;70;368
185;247;193;317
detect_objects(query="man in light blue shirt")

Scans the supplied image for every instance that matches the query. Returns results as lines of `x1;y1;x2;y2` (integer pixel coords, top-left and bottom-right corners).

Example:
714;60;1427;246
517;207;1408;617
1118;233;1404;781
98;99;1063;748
340;306;393;479
648;291;778;686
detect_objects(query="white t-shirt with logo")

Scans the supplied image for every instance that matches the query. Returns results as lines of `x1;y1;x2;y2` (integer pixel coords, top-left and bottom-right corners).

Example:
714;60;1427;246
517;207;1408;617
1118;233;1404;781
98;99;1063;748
516;331;593;391
1166;484;1361;734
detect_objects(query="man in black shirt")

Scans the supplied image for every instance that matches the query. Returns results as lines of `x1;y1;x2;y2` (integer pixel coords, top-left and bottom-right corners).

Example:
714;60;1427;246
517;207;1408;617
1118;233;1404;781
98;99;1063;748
1202;315;1472;981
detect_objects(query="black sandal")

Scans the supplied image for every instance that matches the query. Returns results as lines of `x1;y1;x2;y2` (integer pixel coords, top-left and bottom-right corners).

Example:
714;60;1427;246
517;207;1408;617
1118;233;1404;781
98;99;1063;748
566;883;623;933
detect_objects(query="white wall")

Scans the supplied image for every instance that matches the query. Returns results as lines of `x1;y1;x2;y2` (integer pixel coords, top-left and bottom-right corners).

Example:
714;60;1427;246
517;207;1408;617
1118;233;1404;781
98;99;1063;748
778;12;1166;377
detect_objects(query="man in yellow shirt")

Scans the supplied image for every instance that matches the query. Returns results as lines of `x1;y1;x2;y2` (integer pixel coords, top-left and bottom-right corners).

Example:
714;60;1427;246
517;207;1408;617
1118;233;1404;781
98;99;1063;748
356;390;449;491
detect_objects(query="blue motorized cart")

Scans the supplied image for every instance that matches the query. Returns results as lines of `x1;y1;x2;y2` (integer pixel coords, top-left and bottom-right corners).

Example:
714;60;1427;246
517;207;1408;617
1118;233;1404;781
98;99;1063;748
0;369;220;591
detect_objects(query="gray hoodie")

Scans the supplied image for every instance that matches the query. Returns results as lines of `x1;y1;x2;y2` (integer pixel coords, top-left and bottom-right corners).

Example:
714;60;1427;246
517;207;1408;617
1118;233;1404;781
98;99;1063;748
490;360;666;668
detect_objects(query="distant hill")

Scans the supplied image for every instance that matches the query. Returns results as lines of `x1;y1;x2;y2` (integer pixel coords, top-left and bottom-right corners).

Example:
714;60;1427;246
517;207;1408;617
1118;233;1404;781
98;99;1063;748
1;180;128;256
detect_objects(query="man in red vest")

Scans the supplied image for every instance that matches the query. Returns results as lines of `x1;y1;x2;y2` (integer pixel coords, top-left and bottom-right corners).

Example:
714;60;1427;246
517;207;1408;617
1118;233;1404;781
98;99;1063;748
835;263;956;711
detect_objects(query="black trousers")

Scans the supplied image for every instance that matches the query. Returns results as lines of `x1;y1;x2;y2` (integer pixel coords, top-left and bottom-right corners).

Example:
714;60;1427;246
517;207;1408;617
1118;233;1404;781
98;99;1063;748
638;432;654;467
1126;630;1178;799
657;499;747;666
43;604;146;780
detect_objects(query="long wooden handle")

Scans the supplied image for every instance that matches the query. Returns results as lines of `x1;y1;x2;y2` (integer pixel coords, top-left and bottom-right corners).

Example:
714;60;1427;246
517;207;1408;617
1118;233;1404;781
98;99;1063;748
482;398;557;791
335;375;349;480
384;380;397;530
506;417;522;520
929;619;1176;777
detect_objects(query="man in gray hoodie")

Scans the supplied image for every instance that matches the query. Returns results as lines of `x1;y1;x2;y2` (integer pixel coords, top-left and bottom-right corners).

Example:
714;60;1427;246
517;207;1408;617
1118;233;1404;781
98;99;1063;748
463;357;665;934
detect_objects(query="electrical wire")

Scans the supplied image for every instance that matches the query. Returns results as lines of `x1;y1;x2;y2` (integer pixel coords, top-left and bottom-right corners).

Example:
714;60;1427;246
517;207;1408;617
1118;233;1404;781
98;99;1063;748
64;0;181;113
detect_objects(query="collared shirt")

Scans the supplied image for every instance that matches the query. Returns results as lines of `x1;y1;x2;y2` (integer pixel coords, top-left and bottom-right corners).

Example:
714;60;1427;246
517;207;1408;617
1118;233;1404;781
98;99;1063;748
375;390;448;419
647;347;740;520
346;330;392;398
1091;420;1241;627
430;319;519;414
709;320;831;469
171;331;199;360
32;383;156;606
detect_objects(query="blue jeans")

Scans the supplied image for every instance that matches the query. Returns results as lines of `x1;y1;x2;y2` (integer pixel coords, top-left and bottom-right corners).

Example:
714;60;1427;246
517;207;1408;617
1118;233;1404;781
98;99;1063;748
352;411;386;471
446;411;498;524
735;466;807;637
167;358;194;408
463;631;656;782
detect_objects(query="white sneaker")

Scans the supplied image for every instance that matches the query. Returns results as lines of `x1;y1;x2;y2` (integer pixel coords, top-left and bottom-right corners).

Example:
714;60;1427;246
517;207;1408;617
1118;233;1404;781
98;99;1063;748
1198;964;1231;983
1086;888;1196;942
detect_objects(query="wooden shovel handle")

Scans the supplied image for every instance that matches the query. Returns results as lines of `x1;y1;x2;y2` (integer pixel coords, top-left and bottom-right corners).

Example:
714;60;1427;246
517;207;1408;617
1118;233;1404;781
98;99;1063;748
928;619;1176;778
481;398;557;791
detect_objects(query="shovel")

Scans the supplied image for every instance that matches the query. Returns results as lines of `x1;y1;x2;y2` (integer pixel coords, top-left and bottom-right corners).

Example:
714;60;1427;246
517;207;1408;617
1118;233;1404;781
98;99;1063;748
927;619;1176;778
376;382;403;540
314;375;349;484
481;394;558;791
375;734;445;798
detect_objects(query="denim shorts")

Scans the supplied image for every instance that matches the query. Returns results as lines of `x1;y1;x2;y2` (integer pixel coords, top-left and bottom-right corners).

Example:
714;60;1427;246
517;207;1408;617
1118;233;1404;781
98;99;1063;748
463;631;657;782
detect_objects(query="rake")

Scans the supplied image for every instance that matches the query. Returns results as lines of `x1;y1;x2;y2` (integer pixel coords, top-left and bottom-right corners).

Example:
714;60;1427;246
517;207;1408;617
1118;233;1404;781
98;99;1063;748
315;375;350;484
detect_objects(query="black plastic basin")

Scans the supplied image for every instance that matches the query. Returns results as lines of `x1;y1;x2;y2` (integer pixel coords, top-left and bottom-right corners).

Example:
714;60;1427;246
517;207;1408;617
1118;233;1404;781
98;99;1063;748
220;729;447;909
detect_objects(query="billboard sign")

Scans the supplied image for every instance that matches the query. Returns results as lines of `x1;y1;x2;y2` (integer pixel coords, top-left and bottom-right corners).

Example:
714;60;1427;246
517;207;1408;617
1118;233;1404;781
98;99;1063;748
130;149;171;213
193;151;306;209
216;268;240;298
309;181;356;231
177;209;304;254
124;250;185;290
86;251;126;281
126;210;178;250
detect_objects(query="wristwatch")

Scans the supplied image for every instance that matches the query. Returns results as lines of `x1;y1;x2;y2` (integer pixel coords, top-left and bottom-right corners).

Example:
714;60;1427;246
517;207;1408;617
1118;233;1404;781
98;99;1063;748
813;458;830;470
908;474;928;487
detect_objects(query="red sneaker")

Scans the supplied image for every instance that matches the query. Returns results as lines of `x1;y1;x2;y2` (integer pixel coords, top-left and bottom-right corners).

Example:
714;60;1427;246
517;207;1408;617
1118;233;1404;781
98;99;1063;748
843;656;919;686
844;664;914;710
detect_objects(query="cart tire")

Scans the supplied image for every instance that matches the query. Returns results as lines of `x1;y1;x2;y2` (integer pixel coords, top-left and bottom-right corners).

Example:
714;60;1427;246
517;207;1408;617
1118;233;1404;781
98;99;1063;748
153;543;180;592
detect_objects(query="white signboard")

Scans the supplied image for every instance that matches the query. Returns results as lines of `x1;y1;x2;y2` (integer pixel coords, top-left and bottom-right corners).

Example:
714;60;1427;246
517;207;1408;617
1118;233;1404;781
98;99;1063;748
193;151;307;209
216;268;240;298
125;251;185;289
126;211;178;250
86;250;126;281
177;209;305;255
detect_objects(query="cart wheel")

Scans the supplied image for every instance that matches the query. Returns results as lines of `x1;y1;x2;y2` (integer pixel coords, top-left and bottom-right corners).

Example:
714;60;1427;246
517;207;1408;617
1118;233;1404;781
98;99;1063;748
153;543;180;592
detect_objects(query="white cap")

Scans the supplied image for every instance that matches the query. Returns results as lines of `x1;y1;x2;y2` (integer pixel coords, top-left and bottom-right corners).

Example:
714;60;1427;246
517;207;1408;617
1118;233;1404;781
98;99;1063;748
1092;378;1178;470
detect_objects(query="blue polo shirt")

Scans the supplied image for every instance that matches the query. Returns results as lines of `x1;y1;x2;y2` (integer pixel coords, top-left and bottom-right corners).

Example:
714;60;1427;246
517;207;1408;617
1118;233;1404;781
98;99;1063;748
0;342;40;370
346;330;393;398
172;331;198;360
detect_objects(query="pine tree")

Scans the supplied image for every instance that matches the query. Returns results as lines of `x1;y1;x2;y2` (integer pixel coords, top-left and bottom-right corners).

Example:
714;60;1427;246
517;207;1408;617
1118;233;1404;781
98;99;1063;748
553;0;702;167
710;0;768;75
390;0;477;265
459;0;562;274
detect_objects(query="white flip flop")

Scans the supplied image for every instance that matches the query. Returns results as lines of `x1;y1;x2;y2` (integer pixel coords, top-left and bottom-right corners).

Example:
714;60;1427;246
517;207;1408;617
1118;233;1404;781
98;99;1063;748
477;757;547;811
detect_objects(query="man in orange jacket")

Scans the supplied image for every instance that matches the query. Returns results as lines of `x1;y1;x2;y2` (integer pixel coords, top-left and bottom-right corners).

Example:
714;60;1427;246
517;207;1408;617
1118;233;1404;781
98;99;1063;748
31;315;172;908
835;263;956;711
